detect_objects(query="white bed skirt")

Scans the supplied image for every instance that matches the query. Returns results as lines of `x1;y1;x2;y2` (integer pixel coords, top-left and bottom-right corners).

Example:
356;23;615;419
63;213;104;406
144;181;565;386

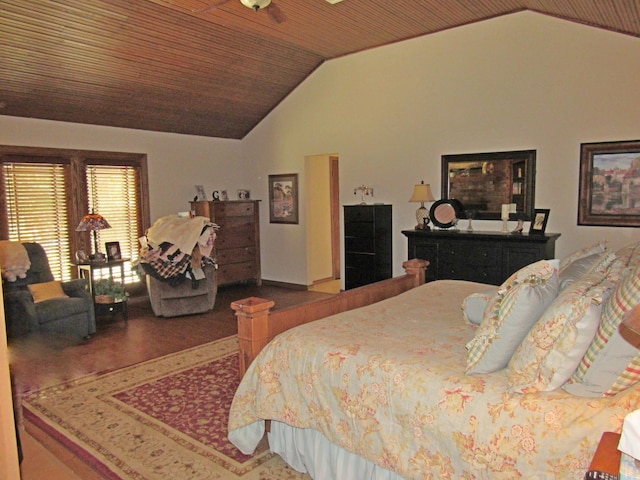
268;421;406;480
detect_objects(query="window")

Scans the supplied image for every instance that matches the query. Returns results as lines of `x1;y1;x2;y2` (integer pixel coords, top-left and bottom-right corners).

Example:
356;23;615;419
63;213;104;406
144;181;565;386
0;147;149;284
3;161;71;280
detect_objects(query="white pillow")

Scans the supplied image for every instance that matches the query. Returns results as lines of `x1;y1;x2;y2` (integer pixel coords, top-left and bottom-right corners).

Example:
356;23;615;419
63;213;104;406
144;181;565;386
466;259;559;375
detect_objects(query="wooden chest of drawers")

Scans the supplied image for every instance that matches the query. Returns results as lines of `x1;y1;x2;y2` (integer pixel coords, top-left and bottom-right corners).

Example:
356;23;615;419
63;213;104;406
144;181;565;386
191;200;261;286
402;229;560;285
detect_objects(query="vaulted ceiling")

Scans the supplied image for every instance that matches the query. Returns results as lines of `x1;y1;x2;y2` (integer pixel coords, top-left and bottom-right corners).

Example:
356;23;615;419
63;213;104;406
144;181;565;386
1;1;639;139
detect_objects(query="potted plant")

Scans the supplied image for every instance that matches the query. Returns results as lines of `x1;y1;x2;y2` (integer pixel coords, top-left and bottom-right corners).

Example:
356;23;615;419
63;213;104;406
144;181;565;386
93;278;128;304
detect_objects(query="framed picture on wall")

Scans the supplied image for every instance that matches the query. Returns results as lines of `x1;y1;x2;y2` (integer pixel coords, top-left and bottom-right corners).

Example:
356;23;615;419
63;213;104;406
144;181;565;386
269;173;298;224
579;140;640;227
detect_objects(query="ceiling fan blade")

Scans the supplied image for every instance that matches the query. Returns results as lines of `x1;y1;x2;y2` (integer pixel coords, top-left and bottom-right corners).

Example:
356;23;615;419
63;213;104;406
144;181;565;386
266;2;286;23
195;0;233;14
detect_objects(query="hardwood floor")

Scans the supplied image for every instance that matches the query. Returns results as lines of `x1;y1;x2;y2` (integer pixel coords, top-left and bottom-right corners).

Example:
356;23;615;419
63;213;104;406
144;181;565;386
8;282;334;479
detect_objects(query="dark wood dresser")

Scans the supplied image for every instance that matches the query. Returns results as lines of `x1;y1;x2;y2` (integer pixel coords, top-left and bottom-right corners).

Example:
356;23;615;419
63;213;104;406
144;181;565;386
402;229;560;285
191;200;261;286
344;205;392;290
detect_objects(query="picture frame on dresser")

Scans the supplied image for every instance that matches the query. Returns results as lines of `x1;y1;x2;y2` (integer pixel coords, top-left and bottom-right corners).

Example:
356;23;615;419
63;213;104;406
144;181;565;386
269;173;298;224
578;140;640;227
105;241;122;261
529;209;550;234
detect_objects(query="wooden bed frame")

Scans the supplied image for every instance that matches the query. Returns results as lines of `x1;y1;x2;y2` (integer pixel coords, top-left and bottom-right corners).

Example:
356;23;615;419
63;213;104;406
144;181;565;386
231;258;429;378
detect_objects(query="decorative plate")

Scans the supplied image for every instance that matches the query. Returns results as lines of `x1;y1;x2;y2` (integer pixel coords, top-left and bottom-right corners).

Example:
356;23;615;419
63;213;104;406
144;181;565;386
430;199;464;228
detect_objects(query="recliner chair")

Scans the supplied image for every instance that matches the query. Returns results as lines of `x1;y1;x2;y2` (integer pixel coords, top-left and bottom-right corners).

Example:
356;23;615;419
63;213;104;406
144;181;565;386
3;243;96;339
146;264;217;317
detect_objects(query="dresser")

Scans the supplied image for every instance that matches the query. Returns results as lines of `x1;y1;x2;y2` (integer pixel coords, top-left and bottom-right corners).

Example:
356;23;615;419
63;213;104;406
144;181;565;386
344;205;392;290
190;200;261;286
402;229;560;285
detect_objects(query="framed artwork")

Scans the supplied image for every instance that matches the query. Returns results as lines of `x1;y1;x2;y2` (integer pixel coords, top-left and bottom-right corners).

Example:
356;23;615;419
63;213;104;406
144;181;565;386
529;209;550;234
221;190;229;201
579;140;640;227
269;173;298;224
238;189;251;199
105;241;122;261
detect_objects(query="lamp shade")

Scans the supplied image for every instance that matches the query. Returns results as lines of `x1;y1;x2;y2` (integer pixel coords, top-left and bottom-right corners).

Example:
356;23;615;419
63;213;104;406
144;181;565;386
76;213;111;232
409;181;435;203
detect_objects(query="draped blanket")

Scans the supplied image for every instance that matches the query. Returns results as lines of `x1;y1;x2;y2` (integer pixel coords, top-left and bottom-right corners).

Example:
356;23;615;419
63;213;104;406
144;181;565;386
0;240;30;281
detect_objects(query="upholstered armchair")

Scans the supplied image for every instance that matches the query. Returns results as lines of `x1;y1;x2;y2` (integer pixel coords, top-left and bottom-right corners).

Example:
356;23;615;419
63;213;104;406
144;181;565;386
2;243;96;339
146;264;217;317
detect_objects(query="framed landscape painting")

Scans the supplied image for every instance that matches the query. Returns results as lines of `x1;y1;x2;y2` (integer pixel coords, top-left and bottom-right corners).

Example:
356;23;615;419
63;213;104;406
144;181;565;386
579;140;640;227
269;173;298;224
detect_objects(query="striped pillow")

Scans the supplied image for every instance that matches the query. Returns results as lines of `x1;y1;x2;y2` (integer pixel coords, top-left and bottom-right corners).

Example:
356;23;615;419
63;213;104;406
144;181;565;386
466;260;559;374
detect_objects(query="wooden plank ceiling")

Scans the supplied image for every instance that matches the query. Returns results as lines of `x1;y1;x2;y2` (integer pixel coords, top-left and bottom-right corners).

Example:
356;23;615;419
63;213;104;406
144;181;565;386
1;0;639;139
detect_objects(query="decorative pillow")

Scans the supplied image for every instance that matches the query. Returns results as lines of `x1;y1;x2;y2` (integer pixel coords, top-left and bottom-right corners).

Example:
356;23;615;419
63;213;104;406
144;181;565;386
465;259;559;375
608;241;640;284
559;251;611;291
462;288;497;326
28;280;69;303
567;264;640;397
507;270;614;394
559;240;607;273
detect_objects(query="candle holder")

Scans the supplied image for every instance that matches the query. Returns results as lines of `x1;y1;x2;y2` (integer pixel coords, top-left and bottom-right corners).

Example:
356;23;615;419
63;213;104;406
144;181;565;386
354;185;374;205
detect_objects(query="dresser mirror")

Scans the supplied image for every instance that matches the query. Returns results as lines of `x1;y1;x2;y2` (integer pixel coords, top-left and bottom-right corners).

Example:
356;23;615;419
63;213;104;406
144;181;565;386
441;150;536;221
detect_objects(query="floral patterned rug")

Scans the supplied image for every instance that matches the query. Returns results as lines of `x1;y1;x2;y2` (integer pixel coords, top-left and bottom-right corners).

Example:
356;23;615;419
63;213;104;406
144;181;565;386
22;336;309;480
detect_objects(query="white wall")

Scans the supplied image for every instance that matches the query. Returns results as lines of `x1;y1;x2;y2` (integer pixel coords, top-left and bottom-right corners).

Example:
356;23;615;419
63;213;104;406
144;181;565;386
0;116;245;222
2;12;640;286
242;11;640;283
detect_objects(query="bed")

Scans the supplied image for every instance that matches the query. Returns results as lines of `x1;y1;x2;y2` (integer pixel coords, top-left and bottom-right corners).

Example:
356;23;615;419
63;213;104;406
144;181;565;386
228;248;640;479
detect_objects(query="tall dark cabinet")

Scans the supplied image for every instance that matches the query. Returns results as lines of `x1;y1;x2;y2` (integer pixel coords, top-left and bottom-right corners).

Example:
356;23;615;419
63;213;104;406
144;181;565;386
344;204;392;290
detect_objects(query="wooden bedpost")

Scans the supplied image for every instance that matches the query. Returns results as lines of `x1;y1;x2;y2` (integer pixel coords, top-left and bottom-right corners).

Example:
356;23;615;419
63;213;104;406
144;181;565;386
231;296;275;379
402;258;427;286
232;258;428;379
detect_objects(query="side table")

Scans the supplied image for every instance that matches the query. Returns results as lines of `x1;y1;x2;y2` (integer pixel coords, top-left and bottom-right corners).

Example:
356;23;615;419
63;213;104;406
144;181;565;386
76;258;130;320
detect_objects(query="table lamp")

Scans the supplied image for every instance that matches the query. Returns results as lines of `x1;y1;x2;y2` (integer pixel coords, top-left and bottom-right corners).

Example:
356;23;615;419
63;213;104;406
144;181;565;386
76;212;111;259
409;181;435;230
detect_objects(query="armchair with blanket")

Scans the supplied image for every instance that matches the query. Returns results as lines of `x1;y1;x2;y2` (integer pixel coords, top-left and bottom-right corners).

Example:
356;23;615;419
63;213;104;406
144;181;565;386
140;215;218;317
1;242;96;339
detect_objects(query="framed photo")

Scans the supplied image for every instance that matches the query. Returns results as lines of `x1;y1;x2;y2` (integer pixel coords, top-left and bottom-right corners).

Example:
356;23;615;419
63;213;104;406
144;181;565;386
269;173;298;224
105;241;122;261
75;249;88;263
238;189;251;199
529;209;550;234
579;140;640;227
220;190;228;201
194;185;206;201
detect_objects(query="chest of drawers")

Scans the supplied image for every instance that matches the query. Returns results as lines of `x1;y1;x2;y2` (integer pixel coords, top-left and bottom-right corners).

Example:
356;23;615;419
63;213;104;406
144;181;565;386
191;200;261;286
402;229;560;285
344;205;392;290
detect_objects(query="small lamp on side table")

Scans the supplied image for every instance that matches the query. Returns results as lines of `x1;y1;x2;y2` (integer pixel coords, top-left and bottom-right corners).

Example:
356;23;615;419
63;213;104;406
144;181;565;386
76;212;111;260
409;181;435;230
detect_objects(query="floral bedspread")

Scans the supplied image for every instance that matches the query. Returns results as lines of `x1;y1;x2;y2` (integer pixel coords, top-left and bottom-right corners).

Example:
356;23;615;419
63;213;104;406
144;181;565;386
228;280;640;479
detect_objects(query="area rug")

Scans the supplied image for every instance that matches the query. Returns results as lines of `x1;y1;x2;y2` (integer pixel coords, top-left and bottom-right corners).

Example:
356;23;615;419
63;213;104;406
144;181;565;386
22;336;309;480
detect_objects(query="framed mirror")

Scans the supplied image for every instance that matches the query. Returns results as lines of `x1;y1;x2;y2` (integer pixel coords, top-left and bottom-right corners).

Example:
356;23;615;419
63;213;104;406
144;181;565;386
441;150;536;221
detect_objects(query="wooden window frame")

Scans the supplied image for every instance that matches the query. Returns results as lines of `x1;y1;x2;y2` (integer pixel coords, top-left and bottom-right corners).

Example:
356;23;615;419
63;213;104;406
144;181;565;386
0;145;150;280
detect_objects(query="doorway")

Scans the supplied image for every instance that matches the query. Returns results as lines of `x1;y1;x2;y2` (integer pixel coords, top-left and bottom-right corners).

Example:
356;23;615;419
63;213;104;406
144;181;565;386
305;154;340;293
